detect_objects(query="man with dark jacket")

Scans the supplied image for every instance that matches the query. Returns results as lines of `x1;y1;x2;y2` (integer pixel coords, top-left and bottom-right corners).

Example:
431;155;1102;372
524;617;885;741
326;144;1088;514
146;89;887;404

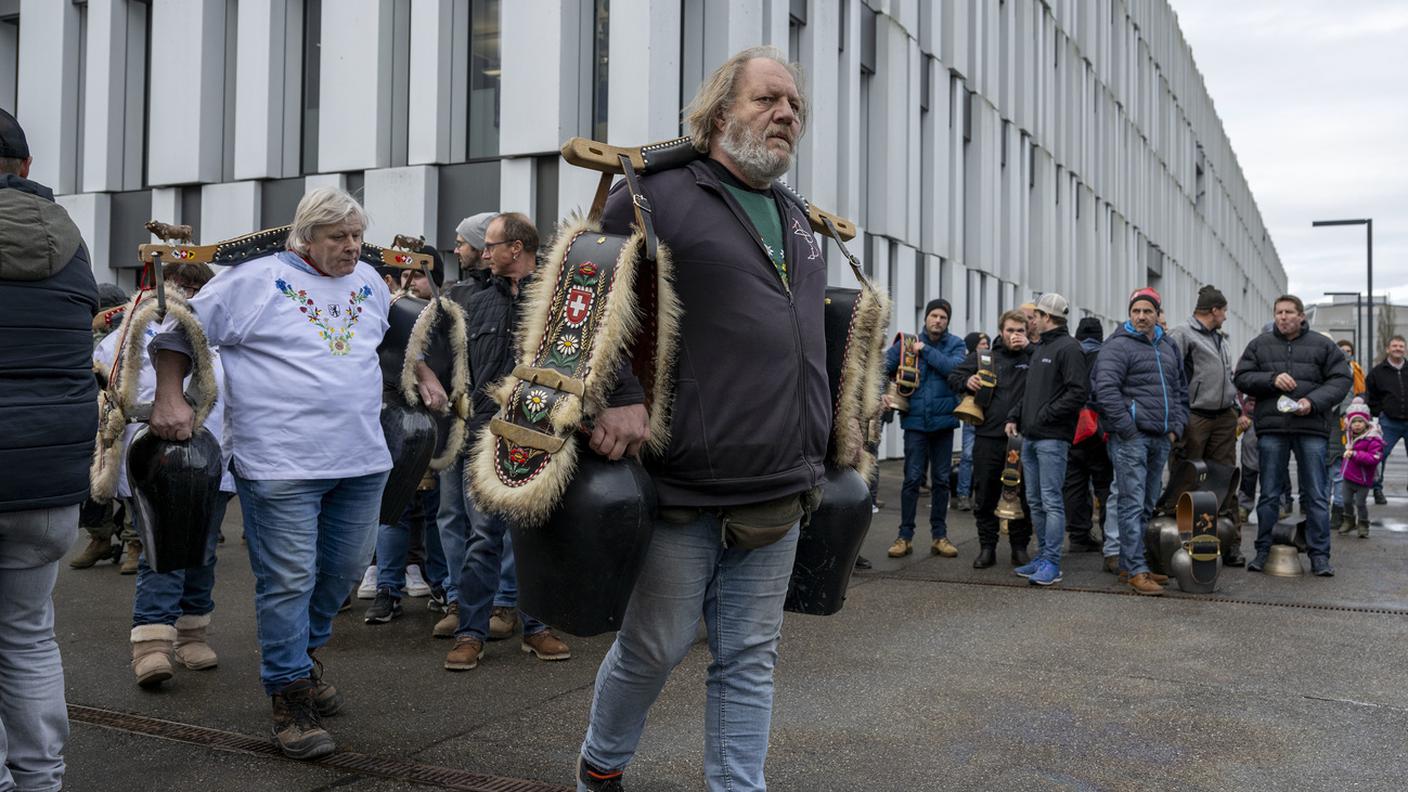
443;212;574;672
1165;285;1245;565
1063;317;1114;562
883;297;967;559
1005;292;1086;587
1234;295;1351;576
1365;335;1408;503
1093;288;1189;596
950;310;1033;568
575;48;829;792
0;109;98;792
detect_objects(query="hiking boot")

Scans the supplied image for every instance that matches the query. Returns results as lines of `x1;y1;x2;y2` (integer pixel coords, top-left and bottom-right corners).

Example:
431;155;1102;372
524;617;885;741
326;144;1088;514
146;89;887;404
356;565;378;599
1103;555;1120;575
130;624;176;688
404;564;432;597
489;606;519;640
363;588;402;624
931;537;959;558
119;539;142;575
444;636;483;671
70;536;115;569
1357;519;1370;539
173;613;218;670
308;652;343;716
1119;570;1168;585
271;679;335;760
433;602;460;638
1373;489;1387;505
1010;545;1030;566
578;755;626;791
1028;560;1063;586
972;546;996;569
1311;556;1335;577
1128;573;1165;596
522;629;571;661
887;538;912;558
1331;505;1347;534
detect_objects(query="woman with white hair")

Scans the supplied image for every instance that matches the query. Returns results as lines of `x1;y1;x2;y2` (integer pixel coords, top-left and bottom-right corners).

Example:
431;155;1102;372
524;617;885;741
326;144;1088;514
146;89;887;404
148;187;397;759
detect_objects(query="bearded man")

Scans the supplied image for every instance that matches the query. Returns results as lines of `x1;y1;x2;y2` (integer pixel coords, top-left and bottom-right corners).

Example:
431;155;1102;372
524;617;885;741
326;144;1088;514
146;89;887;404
574;47;827;792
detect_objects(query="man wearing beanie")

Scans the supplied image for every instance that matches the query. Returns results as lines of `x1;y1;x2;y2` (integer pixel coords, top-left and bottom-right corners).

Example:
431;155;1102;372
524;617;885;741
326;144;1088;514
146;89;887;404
1165;284;1246;565
883;297;968;559
1235;294;1350;576
1005;293;1087;586
1093;287;1189;595
1064;317;1114;562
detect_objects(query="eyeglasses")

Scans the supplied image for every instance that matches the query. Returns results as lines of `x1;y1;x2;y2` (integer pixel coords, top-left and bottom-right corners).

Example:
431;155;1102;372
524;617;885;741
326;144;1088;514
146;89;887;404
482;239;514;251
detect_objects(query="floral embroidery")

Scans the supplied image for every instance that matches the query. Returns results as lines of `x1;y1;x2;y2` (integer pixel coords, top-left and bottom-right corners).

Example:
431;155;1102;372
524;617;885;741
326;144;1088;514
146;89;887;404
546;330;582;369
275;278;373;356
500;441;543;479
521;388;550;422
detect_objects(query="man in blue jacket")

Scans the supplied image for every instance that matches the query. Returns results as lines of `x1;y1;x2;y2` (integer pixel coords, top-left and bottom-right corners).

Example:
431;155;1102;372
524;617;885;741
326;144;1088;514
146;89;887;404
1092;287;1189;596
0;109;98;792
884;298;968;558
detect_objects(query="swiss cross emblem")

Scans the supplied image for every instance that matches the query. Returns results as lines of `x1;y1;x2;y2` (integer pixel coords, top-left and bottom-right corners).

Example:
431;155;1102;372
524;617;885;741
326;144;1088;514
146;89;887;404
565;286;594;327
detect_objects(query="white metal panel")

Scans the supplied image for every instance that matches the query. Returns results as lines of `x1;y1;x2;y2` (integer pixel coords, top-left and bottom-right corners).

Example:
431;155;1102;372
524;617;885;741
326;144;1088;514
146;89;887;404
316;0;394;172
233;0;300;180
606;0;681;146
363;165;438;246
16;0;81;193
56;192;112;283
200;180;260;244
147;0;227;186
407;0;460;166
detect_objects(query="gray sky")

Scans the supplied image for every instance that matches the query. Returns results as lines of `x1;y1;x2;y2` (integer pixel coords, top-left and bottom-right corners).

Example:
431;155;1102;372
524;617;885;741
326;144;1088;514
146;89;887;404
1170;0;1408;313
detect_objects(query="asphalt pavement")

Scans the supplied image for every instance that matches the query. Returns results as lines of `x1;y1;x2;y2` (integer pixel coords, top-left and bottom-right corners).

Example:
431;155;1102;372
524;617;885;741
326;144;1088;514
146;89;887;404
51;455;1408;792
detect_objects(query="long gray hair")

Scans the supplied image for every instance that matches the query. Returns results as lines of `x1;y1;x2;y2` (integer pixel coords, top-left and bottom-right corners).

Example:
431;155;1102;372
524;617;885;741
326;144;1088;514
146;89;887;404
682;46;807;154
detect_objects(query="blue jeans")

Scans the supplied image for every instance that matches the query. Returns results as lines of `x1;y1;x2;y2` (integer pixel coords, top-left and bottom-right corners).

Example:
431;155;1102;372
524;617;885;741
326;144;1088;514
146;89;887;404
375;485;448;599
1374;415;1408;492
898;427;954;540
455;500;543;641
237;471;389;695
1107;434;1171;577
957;424;976;498
580;515;800;792
1256;433;1331;560
1329;458;1345;508
132;496;228;626
0;505;77;792
437;457;518;607
1022;438;1070;565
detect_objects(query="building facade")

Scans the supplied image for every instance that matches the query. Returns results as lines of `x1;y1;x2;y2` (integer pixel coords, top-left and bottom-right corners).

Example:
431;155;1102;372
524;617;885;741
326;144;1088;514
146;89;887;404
2;0;1285;458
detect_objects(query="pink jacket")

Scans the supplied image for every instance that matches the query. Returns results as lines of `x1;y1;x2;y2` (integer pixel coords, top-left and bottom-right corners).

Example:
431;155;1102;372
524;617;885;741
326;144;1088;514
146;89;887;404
1342;428;1384;487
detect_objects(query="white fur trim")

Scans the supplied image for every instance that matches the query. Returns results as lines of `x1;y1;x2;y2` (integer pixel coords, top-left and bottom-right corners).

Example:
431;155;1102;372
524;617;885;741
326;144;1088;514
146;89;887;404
130;623;178;643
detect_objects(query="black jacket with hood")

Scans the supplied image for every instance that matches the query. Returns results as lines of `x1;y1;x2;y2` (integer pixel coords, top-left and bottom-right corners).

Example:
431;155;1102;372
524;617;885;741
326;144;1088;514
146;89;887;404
1008;324;1087;442
948;337;1031;440
0;174;99;512
600;157;831;507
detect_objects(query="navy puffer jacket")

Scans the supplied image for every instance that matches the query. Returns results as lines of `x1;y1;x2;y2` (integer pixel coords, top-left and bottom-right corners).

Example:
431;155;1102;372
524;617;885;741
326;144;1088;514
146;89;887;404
885;329;968;432
1092;322;1189;440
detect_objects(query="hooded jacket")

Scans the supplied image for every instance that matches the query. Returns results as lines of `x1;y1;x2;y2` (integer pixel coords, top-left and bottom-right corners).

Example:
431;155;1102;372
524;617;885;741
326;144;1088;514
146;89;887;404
1009;324;1087;442
948;337;1031;439
0;174;99;512
1092;321;1190;440
885;327;968;433
1234;324;1351;437
1167;314;1238;414
1342;421;1384;487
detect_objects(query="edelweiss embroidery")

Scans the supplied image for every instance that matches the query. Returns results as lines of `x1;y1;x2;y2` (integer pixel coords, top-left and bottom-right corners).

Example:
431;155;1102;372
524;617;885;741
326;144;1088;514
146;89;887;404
275;278;373;356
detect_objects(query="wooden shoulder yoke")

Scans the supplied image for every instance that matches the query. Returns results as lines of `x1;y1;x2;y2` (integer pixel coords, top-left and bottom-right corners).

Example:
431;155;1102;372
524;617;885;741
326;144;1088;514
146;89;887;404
136;223;434;271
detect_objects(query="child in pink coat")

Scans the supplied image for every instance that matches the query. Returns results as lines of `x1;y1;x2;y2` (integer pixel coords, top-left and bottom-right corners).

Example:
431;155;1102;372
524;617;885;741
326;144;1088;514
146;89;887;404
1341;398;1384;538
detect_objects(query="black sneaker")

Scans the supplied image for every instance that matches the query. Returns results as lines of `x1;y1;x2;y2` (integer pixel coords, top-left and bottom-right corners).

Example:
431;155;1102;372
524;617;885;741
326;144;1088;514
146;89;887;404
578;755;625;791
428;586;449;613
1311;556;1335;577
271;679;335;760
363;588;402;624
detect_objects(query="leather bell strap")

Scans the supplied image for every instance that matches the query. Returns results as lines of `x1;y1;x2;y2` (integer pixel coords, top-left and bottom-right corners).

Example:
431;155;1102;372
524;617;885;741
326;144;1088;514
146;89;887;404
585;156;659;265
999;434;1022;488
892;333;920;396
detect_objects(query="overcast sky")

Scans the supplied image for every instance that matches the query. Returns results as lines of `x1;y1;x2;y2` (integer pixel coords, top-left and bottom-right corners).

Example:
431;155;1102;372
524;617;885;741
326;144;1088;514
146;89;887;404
1169;0;1408;313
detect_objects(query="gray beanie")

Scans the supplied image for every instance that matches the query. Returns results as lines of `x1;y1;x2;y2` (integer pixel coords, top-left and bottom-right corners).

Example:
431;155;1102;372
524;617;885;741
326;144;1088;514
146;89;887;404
455;212;497;250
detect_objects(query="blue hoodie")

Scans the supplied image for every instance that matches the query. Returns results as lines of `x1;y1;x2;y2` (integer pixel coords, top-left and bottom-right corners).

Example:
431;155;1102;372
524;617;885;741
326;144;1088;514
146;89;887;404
1092;321;1189;440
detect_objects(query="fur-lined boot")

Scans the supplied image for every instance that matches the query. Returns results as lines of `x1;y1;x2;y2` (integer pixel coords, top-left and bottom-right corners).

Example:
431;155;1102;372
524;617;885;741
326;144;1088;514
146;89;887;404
131;624;177;688
174;613;219;670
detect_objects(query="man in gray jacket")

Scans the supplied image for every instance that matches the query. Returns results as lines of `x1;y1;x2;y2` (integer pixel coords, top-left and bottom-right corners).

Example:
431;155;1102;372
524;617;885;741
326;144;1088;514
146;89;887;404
1166;285;1245;565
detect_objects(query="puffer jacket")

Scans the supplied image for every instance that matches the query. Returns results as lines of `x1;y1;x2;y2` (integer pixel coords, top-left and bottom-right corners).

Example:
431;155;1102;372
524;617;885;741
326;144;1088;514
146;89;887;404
1167;314;1237;414
1093;322;1189;440
1234;325;1351;437
1342;424;1383;487
947;337;1031;439
0;174;99;512
885;328;967;432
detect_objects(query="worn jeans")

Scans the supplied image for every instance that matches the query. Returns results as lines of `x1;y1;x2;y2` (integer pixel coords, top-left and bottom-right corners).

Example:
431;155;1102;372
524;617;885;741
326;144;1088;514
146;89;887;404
0;505;77;792
375;485;448;600
580;515;800;792
956;424;976;498
1374;415;1408;493
437;457;518;608
237;471;389;694
454;499;544;642
1022;438;1070;566
1256;433;1331;560
1108;434;1171;577
131;496;228;626
898;428;955;540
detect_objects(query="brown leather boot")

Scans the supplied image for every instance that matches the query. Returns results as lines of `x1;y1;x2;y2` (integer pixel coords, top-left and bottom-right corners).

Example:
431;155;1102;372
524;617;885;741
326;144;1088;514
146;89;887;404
1119;570;1168;585
1127;573;1165;596
444;636;484;671
70;535;115;569
173;613;218;670
130;624;177;688
119;539;143;575
522;629;571;661
271;679;335;759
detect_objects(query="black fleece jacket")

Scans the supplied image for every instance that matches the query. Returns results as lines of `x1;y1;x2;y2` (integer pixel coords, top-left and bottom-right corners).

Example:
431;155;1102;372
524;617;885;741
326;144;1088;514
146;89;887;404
948;339;1031;439
1008;324;1087;442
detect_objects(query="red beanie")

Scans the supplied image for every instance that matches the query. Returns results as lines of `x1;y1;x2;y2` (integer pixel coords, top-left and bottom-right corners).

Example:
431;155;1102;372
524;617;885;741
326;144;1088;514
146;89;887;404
1129;287;1161;312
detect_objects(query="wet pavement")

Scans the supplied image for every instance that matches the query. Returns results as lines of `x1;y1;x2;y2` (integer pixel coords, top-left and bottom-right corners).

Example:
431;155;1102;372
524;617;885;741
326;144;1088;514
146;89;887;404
52;455;1408;791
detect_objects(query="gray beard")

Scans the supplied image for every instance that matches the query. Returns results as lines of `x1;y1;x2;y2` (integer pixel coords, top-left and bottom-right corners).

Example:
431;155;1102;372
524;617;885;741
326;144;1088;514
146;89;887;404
720;116;792;185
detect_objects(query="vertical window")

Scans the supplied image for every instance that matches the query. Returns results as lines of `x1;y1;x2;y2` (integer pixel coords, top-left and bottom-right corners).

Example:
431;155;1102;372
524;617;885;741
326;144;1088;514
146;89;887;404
467;0;500;159
591;0;609;142
220;0;238;182
0;12;17;115
300;0;321;174
788;0;805;62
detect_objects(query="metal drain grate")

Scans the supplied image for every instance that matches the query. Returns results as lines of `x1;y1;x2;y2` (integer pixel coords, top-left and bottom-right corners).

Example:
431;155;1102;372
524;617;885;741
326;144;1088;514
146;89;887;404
68;704;572;792
879;572;1408;616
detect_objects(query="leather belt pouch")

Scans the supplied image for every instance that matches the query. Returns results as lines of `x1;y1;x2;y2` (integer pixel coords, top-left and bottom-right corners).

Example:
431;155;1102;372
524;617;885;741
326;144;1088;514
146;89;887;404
660;488;822;550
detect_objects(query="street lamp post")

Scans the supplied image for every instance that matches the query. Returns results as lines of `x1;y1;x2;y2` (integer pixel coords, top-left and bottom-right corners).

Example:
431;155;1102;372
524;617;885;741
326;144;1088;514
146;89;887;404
1325;290;1363;366
1312;218;1373;358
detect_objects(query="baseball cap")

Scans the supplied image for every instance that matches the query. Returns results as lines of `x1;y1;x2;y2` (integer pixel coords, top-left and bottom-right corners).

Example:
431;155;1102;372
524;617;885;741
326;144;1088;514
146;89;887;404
1034;292;1069;318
